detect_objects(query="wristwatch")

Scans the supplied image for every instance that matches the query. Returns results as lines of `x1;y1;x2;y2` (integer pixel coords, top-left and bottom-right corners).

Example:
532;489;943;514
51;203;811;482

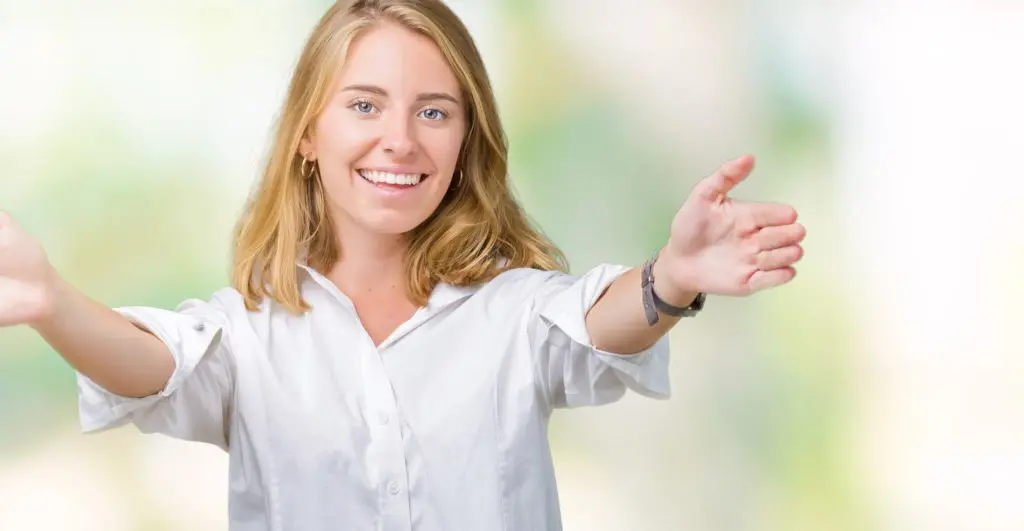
641;253;706;326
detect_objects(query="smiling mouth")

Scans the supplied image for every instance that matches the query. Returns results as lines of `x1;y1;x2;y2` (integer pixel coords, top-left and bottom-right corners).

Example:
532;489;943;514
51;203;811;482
357;169;429;188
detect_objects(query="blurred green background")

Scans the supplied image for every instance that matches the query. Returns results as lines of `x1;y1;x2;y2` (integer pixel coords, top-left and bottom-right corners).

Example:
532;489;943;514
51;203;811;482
2;1;1022;530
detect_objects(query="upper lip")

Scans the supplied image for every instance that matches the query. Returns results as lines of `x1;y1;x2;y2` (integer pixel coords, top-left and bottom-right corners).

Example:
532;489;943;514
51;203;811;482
358;166;429;175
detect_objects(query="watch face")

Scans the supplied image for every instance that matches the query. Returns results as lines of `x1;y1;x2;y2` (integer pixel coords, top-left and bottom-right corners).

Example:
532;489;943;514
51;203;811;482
692;292;706;310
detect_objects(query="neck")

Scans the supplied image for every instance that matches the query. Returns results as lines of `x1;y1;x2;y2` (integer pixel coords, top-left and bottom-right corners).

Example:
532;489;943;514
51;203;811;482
326;222;409;301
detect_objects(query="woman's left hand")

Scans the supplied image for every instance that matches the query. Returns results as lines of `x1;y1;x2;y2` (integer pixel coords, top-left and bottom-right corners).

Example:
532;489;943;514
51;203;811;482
655;154;806;300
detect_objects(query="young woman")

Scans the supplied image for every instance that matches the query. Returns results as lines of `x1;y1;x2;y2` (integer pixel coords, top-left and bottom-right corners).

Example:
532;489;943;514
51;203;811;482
0;1;805;529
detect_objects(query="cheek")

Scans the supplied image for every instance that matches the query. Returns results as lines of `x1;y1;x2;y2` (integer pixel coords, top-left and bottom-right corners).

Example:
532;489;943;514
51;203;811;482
326;131;372;165
421;126;466;170
314;110;373;167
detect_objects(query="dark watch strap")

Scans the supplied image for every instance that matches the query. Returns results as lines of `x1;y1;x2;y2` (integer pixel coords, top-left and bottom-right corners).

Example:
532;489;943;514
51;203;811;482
641;254;706;326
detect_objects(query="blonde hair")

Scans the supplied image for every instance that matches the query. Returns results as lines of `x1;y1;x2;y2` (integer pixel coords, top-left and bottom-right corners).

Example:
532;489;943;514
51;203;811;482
231;0;568;312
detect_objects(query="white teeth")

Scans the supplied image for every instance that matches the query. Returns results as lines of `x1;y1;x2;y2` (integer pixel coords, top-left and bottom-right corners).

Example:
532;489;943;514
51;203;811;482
359;170;423;186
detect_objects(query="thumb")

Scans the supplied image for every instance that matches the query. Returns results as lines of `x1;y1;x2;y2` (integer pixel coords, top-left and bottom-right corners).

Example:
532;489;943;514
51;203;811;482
697;154;755;201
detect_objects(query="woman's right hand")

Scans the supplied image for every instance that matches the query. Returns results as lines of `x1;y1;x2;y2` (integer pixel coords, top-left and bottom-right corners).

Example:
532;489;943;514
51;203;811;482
0;210;59;327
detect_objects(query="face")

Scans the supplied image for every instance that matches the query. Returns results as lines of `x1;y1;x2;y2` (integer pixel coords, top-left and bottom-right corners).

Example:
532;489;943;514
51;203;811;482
300;22;467;237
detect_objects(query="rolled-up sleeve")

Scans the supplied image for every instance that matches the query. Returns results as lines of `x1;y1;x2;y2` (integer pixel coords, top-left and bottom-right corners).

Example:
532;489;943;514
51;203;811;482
77;293;235;450
529;265;671;410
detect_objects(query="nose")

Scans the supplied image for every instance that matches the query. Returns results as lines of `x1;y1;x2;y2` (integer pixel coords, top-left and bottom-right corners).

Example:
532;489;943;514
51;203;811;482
382;113;417;159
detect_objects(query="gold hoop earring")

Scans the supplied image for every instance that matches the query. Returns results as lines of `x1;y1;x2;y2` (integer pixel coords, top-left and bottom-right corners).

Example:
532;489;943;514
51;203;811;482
301;156;318;180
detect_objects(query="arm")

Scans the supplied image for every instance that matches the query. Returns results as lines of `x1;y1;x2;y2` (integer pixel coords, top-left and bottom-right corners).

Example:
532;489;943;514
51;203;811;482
529;264;673;410
32;277;175;398
584;249;698;354
0;211;174;398
585;155;805;354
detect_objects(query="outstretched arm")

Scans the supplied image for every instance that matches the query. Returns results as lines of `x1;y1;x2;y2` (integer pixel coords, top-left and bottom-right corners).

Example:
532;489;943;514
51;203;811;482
585;155;806;354
0;211;175;398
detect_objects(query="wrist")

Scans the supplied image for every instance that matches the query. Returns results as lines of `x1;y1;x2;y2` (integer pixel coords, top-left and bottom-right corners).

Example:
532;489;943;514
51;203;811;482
650;247;700;307
28;270;65;331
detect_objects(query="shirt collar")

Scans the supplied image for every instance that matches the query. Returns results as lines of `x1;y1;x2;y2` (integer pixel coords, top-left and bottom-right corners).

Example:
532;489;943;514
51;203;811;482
295;261;479;310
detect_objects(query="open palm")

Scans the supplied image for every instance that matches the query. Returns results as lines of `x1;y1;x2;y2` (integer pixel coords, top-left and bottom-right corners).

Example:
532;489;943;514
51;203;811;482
663;155;805;296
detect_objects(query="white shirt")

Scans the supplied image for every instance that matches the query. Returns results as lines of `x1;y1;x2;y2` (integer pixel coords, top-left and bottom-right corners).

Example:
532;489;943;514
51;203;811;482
77;263;671;531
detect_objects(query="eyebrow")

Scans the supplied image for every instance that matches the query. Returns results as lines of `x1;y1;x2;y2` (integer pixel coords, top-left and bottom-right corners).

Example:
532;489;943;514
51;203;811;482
340;84;460;105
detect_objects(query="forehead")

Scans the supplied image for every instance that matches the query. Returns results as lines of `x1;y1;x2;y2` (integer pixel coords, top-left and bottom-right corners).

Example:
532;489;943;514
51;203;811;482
338;21;460;96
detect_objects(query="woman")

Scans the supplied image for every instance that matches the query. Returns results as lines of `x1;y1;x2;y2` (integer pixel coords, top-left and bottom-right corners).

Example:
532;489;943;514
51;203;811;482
0;0;805;529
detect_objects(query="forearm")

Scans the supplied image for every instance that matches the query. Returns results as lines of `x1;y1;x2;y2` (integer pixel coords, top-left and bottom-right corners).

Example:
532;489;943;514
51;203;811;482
31;276;174;398
585;250;698;354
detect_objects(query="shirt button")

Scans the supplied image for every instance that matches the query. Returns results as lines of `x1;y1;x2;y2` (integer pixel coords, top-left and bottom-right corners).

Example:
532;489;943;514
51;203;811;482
377;412;390;425
387;482;401;496
193;322;206;332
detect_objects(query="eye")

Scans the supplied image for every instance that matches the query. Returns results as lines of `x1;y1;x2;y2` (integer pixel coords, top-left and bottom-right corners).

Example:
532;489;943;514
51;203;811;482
350;99;377;114
419;107;448;121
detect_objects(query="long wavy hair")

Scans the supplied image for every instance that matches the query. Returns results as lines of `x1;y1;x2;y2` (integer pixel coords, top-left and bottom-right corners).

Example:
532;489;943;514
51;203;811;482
230;0;568;312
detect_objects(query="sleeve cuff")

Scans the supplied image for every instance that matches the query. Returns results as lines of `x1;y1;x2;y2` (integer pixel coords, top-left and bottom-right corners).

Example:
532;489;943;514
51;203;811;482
76;301;224;433
537;264;672;403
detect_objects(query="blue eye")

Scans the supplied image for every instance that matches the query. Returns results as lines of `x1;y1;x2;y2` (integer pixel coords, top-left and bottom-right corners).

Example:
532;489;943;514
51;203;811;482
419;108;447;121
351;100;376;114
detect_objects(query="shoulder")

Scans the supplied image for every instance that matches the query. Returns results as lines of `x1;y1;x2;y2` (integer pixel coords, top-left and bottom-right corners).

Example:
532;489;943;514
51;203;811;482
487;266;567;290
174;287;247;315
473;263;633;308
465;267;573;311
483;264;630;292
171;287;271;336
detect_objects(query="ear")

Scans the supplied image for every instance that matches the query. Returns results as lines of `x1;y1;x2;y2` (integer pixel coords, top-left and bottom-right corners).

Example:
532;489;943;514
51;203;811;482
298;138;314;160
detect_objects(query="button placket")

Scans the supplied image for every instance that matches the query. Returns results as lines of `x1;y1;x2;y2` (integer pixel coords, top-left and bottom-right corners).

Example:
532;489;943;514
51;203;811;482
360;344;411;525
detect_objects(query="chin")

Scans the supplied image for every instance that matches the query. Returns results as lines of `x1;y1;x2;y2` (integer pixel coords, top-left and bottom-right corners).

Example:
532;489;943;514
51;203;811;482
358;210;435;236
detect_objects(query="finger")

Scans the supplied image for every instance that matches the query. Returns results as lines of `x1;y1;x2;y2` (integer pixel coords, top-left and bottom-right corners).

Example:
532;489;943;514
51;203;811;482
748;267;796;292
755;223;805;251
698;154;755;201
756;245;803;270
745;202;798;228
